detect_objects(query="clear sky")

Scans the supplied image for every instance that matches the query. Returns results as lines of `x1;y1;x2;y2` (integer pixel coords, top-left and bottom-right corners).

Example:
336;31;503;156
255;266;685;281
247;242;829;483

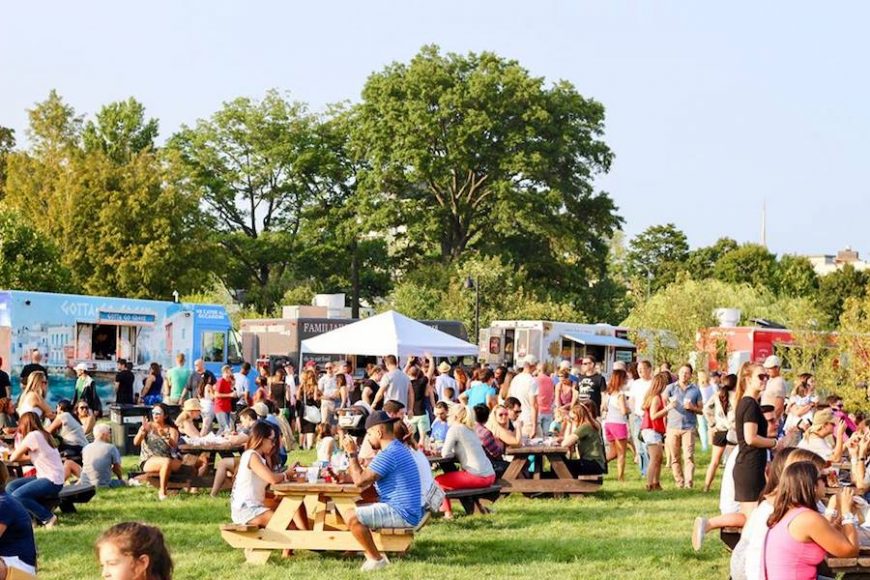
2;1;867;257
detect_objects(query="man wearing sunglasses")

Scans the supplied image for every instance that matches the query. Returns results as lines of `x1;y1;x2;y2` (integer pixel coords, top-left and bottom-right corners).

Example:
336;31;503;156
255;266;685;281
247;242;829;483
576;356;606;416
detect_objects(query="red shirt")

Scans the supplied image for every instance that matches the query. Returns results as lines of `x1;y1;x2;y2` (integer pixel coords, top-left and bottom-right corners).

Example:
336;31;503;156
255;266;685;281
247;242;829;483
536;374;555;415
214;377;233;413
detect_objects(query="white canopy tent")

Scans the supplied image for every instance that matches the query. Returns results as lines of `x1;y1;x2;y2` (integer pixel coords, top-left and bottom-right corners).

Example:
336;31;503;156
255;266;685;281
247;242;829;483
300;310;479;358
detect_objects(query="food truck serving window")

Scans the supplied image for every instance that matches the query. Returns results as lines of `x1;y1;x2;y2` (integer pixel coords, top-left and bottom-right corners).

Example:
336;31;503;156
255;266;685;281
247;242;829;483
202;331;226;363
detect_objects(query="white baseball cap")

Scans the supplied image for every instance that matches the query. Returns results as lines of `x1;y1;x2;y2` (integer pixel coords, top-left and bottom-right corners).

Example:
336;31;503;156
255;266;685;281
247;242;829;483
74;362;88;372
522;355;538;367
763;355;782;369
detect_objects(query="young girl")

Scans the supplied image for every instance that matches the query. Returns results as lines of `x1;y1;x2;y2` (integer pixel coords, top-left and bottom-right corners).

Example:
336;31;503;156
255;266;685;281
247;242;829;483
602;369;630;481
561;403;606;477
95;521;173;580
641;372;672;492
315;423;336;463
230;422;302;528
7;411;65;526
784;373;816;431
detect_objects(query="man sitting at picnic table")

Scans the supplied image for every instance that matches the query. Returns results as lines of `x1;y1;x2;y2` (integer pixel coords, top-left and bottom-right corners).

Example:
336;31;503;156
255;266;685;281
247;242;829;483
341;410;422;572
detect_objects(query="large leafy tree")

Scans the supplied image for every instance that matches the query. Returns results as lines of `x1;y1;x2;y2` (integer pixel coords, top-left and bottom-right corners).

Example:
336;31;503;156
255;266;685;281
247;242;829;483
353;45;621;298
714;243;778;289
82;97;159;163
169;90;332;310
685;237;738;280
815;264;868;326
0;126;14;197
625;223;690;296
0;206;72;292
776;254;819;297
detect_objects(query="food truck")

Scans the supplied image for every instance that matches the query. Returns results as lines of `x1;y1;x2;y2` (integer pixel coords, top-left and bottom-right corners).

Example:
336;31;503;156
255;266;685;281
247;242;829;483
478;320;636;372
0;290;241;386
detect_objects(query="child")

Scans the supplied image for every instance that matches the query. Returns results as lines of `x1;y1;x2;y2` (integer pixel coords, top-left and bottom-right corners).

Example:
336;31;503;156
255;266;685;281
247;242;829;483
549;407;565;438
95;522;174;580
430;402;450;442
315;423;335;463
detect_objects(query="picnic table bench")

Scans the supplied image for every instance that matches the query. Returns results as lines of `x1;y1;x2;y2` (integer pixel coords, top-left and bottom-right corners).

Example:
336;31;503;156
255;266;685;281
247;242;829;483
47;482;97;514
427;453;502;514
221;481;428;565
499;446;603;496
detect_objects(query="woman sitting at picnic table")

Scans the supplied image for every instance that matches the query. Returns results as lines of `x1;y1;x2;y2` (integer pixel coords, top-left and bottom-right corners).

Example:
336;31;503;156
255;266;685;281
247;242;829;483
484;403;521;448
762;461;859;579
76;401;96;442
46;399;89;457
0;397;17;435
175;398;203;439
560;403;606;477
230;421;305;529
7;411;64;526
436;405;496;519
474;405;509;477
134;403;182;501
16;371;54;420
210;408;259;497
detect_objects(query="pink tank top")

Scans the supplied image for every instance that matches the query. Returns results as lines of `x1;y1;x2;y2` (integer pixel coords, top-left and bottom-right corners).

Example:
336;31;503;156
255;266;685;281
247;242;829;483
763;507;827;580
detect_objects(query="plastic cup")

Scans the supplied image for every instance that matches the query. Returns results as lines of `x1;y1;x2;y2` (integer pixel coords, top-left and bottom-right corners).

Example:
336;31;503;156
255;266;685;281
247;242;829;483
306;466;319;484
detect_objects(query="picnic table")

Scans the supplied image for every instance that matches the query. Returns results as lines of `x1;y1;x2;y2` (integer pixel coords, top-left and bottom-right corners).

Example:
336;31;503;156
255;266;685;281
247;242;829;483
825;546;870;578
178;441;245;489
220;480;420;564
2;459;31;479
498;445;602;496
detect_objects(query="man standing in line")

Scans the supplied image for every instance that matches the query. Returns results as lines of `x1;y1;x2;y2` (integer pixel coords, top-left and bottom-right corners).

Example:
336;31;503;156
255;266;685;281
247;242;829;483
508;356;539;438
435;361;457;402
114;359;135;405
760;355;787;435
318;361;339;425
373;355;414;413
576;355;607;417
627;360;653;477
165;353;192;405
663;364;703;489
233;362;253;408
19;349;47;387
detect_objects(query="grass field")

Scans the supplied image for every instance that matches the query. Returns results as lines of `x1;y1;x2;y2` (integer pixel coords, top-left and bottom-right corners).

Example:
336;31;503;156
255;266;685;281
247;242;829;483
33;448;732;579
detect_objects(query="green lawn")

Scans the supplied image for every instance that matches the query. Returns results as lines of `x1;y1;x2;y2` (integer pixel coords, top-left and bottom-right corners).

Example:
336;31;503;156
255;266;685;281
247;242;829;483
34;448;731;579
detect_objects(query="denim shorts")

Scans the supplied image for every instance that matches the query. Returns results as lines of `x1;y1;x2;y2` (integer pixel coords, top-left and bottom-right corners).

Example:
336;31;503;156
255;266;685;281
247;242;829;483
231;500;269;525
641;429;664;444
356;502;412;529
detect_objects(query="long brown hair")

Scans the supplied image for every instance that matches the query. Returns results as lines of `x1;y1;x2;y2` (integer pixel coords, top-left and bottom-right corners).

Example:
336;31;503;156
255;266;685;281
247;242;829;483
719;373;737;414
607;369;628;395
454;367;469;390
642;372;670;411
95;522;173;580
299;369;318;399
571;403;600;432
767;462;821;528
246;421;275;453
18;411;57;448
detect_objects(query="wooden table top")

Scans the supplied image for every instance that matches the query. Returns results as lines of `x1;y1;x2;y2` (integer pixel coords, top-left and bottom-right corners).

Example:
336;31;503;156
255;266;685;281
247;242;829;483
271;482;363;494
425;454;455;464
178;443;245;453
507;445;570;455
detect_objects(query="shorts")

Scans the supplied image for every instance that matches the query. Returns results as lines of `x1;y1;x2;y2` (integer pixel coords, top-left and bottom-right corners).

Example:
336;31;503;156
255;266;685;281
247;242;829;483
355;502;412;529
1;556;36;576
604;422;629;442
231;500;269;525
641;429;664;444
712;430;729;447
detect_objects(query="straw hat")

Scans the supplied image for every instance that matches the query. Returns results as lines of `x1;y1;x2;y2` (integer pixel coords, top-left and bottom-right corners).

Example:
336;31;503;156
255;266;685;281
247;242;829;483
182;398;201;412
438;361;452;374
808;408;835;434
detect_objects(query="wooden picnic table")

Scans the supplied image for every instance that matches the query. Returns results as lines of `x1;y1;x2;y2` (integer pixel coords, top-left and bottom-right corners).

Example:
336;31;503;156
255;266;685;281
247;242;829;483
176;442;245;490
498;445;602;496
426;454;457;471
2;459;31;479
825;546;870;578
220;480;418;564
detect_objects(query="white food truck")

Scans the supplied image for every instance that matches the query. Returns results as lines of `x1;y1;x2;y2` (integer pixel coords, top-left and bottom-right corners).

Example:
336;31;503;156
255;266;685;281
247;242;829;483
478;320;636;373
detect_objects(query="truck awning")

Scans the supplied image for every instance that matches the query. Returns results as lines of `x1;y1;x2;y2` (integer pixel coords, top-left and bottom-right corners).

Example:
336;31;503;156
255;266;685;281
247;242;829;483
562;333;635;348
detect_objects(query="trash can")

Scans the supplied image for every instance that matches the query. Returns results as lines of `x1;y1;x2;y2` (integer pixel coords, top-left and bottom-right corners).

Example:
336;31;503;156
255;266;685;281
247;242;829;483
109;404;151;455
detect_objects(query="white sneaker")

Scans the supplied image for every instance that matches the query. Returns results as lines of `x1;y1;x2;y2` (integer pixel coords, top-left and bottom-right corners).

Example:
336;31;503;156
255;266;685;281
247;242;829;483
360;556;390;572
692;516;707;551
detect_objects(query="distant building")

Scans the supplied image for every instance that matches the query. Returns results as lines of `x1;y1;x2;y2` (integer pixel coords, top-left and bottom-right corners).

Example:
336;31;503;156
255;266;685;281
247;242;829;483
805;247;870;276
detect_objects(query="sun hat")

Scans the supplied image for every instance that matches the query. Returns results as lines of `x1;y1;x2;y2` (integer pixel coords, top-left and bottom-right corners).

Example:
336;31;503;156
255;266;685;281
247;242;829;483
438;361;452;374
808;408;836;434
182;399;201;412
763;355;782;369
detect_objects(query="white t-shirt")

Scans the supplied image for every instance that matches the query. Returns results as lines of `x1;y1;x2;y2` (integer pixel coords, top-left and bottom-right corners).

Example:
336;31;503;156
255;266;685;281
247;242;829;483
760;376;786;407
231;449;269;524
410;448;436;507
628;378;652;417
732;499;774;580
435;374;458;401
59;412;89;447
508;372;538;425
798;434;834;460
21;431;65;485
318;374;338;399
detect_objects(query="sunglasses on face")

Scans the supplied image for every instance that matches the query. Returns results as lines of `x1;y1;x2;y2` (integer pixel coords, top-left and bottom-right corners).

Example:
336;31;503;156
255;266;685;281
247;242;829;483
756;374;769;381
152;412;164;417
497;412;508;418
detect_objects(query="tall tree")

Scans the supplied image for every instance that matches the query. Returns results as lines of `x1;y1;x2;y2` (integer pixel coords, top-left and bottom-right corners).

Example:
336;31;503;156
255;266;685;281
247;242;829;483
625;223;690;296
714;243;778;289
353;45;620;292
169;90;330;310
0;126;15;198
776;254;819;297
815;264;868;326
82;97;159;163
685;237;738;280
0;207;72;292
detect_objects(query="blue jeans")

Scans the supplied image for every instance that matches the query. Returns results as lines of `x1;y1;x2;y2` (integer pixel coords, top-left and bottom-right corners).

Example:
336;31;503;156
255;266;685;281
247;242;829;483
216;411;233;433
6;477;63;524
538;413;553;437
629;414;649;476
697;415;710;452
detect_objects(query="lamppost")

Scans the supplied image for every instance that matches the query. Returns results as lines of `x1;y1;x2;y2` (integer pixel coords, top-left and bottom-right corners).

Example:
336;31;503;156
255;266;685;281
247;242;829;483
464;276;480;346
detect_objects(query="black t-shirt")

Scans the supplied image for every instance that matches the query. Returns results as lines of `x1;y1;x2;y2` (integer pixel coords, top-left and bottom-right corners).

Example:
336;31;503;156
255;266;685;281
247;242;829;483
114;370;135;405
0;369;10;397
576;374;607;412
270;381;287;409
20;363;47;385
735;396;768;465
0;492;37;567
411;376;428;415
362;378;381;410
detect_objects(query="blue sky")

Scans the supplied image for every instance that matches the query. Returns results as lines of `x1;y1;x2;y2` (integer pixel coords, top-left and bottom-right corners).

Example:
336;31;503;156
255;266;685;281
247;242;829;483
2;1;867;257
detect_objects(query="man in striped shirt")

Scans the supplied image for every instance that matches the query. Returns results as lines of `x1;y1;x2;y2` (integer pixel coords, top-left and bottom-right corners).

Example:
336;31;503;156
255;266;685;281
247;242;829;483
342;411;423;572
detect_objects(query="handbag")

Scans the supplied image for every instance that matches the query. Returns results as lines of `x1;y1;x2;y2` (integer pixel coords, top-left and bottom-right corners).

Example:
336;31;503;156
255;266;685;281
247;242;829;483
303;391;322;424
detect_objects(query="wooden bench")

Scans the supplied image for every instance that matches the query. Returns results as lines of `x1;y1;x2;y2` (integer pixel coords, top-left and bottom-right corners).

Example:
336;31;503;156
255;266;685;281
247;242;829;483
445;485;502;515
40;482;96;514
130;465;196;492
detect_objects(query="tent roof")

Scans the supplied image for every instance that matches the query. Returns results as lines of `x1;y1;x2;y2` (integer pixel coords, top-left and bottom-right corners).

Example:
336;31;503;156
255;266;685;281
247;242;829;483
300;310;478;358
562;333;635;348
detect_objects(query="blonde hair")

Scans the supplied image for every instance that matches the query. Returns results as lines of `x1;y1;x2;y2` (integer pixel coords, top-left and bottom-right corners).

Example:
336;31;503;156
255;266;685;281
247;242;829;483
449;404;475;429
486;404;507;432
22;371;48;399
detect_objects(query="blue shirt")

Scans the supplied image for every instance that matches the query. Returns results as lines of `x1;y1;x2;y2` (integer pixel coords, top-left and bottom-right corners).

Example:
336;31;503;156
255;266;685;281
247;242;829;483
0;492;37;567
663;382;702;430
369;440;422;526
466;383;496;408
430;418;449;442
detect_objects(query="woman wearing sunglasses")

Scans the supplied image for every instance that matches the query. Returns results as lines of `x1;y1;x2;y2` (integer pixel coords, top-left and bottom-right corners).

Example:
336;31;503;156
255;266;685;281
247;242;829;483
134;403;182;500
76;402;96;442
733;363;777;518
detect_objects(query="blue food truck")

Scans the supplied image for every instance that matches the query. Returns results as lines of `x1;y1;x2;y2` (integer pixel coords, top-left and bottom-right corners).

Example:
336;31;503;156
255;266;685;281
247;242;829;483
0;290;241;403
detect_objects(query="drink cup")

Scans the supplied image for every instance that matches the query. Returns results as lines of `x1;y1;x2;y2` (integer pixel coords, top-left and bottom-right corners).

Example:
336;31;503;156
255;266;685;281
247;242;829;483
306;466;319;484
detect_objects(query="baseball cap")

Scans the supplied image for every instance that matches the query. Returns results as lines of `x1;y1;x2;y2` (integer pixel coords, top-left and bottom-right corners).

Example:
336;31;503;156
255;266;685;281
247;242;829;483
763;355;782;369
74;362;88;372
365;410;400;430
252;402;269;418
